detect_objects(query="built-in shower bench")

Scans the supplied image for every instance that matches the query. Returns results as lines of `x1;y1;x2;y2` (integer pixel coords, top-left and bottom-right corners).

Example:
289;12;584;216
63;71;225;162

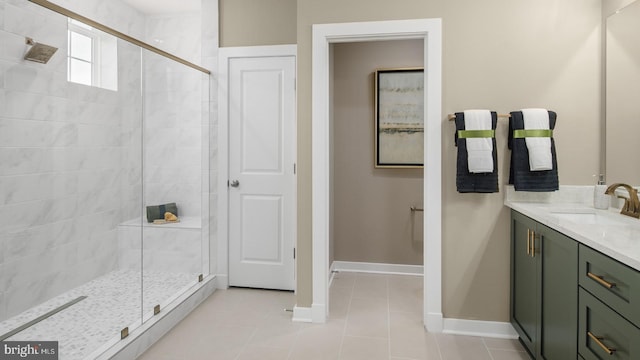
117;217;203;274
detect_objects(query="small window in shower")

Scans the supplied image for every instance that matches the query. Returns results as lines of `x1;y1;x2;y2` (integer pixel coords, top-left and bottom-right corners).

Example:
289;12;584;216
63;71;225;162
67;19;118;91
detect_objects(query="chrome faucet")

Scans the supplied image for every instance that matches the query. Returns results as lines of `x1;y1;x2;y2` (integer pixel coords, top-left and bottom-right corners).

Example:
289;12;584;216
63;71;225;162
605;183;640;219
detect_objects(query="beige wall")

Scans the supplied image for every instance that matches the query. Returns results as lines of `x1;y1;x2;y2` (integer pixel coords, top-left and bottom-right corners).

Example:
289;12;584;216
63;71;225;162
440;0;601;321
221;0;603;321
332;40;424;265
603;0;636;17
219;0;296;46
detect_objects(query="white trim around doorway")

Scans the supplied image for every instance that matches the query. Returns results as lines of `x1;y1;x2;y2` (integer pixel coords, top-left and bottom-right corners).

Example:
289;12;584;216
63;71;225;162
311;19;443;331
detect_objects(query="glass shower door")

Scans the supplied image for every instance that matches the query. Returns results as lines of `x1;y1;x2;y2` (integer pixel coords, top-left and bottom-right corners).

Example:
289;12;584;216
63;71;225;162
140;48;209;323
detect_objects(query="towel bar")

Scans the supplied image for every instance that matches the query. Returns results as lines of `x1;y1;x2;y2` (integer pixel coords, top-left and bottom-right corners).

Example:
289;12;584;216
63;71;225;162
448;113;511;121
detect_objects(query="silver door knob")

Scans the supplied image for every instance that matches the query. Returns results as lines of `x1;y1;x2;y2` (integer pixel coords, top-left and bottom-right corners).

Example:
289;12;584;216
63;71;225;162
229;180;240;188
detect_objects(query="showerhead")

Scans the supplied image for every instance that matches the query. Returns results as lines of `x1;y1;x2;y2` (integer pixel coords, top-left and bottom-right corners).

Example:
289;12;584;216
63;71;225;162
24;37;58;64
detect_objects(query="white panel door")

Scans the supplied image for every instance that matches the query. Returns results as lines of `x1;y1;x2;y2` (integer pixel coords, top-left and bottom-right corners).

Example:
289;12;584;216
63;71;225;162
228;55;296;290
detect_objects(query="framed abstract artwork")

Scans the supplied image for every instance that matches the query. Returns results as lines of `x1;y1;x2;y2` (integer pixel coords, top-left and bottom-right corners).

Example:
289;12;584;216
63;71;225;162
374;68;424;168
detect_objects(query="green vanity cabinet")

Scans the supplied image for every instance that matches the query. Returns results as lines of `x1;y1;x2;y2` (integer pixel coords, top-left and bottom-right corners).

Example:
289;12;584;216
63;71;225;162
511;210;578;360
537;222;579;359
578;288;640;359
579;245;640;326
511;211;539;355
578;245;640;359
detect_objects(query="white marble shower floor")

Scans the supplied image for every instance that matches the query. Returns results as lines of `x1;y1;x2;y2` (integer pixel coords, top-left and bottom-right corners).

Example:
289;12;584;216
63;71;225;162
0;269;199;360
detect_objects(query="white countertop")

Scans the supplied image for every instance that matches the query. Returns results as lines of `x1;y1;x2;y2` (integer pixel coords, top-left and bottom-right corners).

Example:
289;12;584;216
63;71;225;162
505;186;640;271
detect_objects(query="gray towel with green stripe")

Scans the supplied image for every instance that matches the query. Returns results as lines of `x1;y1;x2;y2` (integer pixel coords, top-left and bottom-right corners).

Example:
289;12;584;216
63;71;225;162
508;110;559;191
454;111;499;193
146;203;178;222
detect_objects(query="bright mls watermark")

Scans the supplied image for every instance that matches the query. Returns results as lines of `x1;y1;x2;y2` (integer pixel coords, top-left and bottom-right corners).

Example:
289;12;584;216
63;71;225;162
1;342;58;360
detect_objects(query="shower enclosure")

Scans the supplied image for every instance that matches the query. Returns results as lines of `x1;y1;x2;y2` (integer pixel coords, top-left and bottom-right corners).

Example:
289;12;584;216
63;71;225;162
0;0;211;358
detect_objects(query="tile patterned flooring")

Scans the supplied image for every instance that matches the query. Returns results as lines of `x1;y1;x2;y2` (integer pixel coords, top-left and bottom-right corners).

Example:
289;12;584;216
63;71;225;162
139;272;529;360
0;270;197;360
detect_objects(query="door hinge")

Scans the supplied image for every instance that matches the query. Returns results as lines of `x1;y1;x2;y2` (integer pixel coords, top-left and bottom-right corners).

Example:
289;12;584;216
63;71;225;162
293;248;296;259
294;163;296;174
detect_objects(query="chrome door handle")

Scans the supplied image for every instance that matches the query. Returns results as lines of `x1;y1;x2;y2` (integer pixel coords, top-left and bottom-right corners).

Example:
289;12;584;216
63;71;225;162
229;180;240;188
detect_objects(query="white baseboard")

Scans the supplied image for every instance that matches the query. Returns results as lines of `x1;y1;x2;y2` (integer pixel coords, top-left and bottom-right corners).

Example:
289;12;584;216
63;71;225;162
425;312;444;333
329;269;337;287
442;318;518;339
216;274;229;289
292;304;328;324
331;261;423;276
292;306;312;323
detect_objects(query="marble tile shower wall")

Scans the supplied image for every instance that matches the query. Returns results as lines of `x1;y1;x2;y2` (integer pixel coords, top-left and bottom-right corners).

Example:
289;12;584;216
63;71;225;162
144;13;203;219
201;0;218;277
118;42;145;223
0;0;143;322
0;0;218;325
50;0;145;40
146;14;201;65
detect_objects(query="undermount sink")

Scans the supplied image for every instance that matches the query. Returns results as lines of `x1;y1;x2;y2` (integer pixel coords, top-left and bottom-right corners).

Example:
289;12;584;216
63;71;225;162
549;209;621;226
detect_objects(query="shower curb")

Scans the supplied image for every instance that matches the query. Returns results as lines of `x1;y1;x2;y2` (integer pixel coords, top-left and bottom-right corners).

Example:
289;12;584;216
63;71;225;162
95;275;217;360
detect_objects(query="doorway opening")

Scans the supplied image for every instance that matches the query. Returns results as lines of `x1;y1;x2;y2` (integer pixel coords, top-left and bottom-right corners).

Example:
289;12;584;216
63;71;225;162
311;19;443;331
330;39;425;275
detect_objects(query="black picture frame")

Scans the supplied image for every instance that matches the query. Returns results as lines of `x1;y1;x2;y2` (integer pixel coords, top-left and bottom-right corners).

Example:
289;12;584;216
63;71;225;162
374;68;424;168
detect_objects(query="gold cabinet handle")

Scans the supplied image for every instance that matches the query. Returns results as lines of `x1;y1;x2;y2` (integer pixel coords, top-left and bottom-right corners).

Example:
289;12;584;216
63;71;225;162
526;229;531;255
587;331;616;355
530;231;536;258
587;272;616;289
